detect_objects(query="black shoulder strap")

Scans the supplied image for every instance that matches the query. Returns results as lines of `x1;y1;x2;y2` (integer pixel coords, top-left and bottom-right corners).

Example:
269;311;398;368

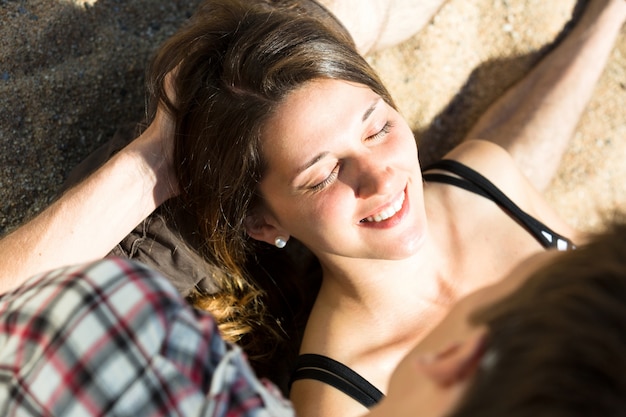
290;354;384;408
423;159;575;250
421;172;491;199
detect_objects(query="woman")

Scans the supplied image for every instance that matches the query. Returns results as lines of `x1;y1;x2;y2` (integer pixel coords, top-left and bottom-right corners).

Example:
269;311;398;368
0;1;624;416
142;1;625;417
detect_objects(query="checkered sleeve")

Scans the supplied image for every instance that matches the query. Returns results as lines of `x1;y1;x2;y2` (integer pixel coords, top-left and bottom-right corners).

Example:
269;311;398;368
0;258;295;417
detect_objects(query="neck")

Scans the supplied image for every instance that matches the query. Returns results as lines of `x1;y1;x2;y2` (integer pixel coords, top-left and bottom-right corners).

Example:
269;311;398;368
313;226;459;346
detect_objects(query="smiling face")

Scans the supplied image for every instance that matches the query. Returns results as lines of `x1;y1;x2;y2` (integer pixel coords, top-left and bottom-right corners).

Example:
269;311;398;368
252;78;427;264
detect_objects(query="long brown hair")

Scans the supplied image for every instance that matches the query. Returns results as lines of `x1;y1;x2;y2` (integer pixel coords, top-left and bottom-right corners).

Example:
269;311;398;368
146;0;395;384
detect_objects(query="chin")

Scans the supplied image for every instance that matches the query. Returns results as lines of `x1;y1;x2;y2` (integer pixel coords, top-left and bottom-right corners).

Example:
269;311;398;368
396;235;427;259
399;210;429;255
381;226;428;260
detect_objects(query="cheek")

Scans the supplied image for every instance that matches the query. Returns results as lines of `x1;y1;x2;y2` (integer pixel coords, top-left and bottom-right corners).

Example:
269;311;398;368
398;126;418;161
384;119;419;169
301;190;352;224
286;190;355;244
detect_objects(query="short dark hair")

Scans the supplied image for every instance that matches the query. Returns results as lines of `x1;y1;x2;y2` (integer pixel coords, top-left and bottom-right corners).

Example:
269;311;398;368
450;219;626;416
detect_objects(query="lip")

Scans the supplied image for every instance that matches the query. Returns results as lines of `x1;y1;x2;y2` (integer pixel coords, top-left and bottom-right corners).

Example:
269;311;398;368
359;187;409;229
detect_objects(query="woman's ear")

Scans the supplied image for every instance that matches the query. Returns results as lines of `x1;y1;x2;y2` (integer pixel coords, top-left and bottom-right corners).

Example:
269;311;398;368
419;327;488;388
244;211;289;246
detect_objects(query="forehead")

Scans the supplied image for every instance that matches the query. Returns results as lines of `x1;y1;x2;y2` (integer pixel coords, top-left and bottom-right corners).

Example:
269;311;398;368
261;79;380;171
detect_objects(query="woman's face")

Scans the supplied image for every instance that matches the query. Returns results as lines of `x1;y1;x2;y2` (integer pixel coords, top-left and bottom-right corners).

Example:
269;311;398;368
256;79;427;263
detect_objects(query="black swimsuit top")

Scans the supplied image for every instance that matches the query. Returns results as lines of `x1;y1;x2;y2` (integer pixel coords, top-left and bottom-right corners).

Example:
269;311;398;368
289;159;576;408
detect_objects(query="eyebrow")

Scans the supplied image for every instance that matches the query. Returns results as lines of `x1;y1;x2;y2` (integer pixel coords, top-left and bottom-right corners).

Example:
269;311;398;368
294;98;381;177
362;98;380;122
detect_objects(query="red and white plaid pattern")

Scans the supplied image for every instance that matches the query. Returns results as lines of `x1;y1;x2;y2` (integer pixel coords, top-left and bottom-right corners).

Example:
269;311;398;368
0;258;295;417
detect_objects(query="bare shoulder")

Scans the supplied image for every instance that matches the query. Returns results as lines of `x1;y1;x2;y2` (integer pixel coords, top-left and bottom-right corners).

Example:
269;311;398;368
426;140;530;209
441;140;523;184
440;139;584;243
290;378;368;417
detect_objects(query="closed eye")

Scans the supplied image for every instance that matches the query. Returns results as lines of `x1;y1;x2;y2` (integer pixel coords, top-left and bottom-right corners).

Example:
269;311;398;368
311;164;340;192
367;121;393;142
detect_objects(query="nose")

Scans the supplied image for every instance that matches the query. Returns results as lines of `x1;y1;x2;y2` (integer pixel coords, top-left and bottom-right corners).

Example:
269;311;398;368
354;157;395;198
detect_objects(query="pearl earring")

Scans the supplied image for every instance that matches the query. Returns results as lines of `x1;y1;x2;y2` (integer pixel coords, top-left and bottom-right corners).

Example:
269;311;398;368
274;236;287;249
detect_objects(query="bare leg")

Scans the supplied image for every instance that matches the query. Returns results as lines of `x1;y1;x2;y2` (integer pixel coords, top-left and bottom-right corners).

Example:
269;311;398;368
317;0;448;54
465;0;626;191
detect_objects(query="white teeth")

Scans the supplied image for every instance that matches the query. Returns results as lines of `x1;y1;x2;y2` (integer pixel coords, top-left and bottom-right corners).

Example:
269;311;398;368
363;193;405;223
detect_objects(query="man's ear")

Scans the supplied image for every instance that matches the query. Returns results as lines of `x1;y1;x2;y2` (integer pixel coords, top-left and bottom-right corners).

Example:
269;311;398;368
419;327;488;388
244;210;289;246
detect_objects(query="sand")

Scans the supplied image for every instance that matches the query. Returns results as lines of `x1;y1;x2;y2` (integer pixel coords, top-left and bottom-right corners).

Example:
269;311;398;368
0;0;201;233
1;0;625;236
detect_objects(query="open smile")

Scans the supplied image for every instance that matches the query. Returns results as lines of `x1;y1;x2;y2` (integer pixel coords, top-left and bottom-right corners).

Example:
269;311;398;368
360;189;408;225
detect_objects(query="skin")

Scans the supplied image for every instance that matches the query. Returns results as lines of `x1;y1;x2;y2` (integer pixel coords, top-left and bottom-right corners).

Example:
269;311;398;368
0;0;445;293
0;1;623;416
254;80;427;262
283;2;626;415
367;251;559;417
466;0;626;190
250;78;579;417
316;0;448;54
0;108;177;294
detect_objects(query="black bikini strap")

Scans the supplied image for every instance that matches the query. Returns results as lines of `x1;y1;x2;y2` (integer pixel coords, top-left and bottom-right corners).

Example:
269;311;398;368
290;354;384;408
423;159;573;250
421;172;491;200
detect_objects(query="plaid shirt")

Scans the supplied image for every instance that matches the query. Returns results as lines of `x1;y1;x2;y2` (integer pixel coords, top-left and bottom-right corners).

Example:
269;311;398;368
0;258;295;417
